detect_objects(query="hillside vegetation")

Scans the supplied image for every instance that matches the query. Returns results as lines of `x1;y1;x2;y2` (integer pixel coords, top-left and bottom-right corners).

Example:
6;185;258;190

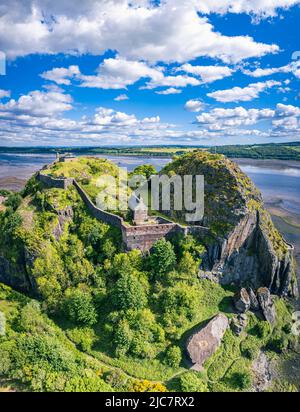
0;155;298;392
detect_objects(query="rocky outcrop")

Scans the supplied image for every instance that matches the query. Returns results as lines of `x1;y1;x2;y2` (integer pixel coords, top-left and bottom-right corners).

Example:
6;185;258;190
252;351;273;392
202;210;297;298
161;152;297;299
257;287;276;325
231;313;248;336
0;255;32;293
52;206;74;240
186;314;228;370
247;287;260;311
234;288;251;313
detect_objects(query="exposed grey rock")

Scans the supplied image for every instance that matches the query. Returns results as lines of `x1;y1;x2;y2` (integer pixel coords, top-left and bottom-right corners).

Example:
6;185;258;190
252;351;273;392
201;211;298;299
186;314;228;370
198;270;219;283
257;287;276;325
0;255;31;293
247;287;260;311
231;313;248;336
234;288;251;313
52;206;74;240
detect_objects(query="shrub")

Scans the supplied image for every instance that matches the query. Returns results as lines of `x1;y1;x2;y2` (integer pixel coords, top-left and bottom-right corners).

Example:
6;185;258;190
132;164;157;180
164;346;182;368
241;338;259;360
112;273;147;311
178;372;208;392
104;369;127;389
160;282;201;336
112;309;165;360
114;319;133;357
131;380;167;392
64;289;97;326
230;372;252;390
267;334;289;353
178;251;199;276
14;335;77;374
66;327;96;352
150;239;176;277
64;375;112;392
252;321;272;339
4;193;22;211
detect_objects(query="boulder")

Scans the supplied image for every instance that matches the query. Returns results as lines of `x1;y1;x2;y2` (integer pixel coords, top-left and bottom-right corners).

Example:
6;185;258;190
247;287;260;311
234;288;251;313
257;287;276;325
186;314;228;370
231;313;248;336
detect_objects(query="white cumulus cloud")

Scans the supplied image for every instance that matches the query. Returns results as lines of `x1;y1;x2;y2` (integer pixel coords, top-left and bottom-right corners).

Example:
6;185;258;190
178;64;234;83
114;94;129;101
0;89;10;99
0;1;279;63
155;88;182;95
41;65;80;85
185;99;205;112
207;80;281;102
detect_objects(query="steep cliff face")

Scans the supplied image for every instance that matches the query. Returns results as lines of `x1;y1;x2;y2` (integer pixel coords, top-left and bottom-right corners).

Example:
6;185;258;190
0;183;78;295
202;211;297;297
161;151;298;297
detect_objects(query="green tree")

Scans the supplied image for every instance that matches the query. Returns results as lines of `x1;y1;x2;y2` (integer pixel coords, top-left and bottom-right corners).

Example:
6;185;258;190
4;193;22;211
112;273;147;311
110;250;143;278
231;371;252;390
160;282;201;337
164;346;182;368
133;164;157;180
150;239;176;277
179;372;208;392
178;251;199;276
64;289;97;326
114;319;133;357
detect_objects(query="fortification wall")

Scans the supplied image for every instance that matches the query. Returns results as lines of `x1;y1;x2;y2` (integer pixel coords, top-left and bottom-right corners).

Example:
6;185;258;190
73;180;123;229
36;171;210;252
122;223;179;251
37;173;74;190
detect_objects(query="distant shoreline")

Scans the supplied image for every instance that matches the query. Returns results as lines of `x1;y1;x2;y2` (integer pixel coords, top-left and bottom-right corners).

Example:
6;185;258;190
0;141;300;161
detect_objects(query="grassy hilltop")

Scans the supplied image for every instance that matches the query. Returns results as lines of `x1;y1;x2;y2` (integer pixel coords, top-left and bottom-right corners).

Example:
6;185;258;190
0;154;298;392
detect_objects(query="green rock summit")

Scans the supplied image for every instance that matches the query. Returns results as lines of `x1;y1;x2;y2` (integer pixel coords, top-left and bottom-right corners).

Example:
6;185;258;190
160;152;297;297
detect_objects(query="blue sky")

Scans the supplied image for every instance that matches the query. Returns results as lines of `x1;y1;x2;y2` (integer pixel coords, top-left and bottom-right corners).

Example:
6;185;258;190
0;0;299;147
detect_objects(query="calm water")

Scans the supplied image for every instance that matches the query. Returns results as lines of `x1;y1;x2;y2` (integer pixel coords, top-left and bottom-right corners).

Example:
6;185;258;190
0;152;299;215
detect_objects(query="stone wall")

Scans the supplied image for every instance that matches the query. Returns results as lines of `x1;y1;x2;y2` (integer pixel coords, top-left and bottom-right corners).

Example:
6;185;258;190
37;173;74;190
73;180;124;229
122;222;179;251
37;171;210;252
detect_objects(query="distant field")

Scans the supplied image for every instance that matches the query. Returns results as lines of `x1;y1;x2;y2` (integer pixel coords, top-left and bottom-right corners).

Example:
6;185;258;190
1;142;300;160
139;147;197;154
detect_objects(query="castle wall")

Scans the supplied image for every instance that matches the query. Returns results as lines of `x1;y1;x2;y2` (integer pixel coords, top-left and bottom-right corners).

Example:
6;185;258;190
122;223;179;251
73;180;124;229
37;171;210;252
37;173;74;190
